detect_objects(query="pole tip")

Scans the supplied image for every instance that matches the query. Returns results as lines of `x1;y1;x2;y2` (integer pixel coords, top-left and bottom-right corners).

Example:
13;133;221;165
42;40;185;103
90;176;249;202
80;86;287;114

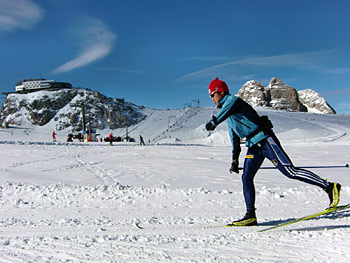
346;164;349;168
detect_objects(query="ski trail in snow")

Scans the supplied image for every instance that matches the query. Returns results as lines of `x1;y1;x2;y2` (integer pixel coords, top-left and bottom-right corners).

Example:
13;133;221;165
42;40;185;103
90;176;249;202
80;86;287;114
1;109;350;262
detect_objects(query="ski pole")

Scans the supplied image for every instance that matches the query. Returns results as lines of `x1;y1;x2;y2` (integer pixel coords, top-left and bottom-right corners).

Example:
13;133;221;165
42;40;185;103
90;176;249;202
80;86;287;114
239;164;349;170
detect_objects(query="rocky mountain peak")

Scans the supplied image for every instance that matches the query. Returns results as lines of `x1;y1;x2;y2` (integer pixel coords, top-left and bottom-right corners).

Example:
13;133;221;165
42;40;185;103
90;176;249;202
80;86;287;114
0;88;146;131
266;77;307;112
238;78;335;114
267;77;284;87
238;80;268;107
298;89;336;114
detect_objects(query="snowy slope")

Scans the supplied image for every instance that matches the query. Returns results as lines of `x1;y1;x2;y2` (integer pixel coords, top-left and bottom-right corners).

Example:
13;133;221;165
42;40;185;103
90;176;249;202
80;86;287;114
3;106;350;145
109;106;350;146
0;107;350;262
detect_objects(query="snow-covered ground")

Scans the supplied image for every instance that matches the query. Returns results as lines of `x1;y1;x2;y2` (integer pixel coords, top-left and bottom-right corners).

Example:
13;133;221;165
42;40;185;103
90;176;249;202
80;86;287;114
1;107;350;262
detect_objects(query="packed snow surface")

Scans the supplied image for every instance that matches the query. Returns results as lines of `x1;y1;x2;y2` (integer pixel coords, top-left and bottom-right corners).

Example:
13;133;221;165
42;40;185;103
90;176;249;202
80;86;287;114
1;107;350;262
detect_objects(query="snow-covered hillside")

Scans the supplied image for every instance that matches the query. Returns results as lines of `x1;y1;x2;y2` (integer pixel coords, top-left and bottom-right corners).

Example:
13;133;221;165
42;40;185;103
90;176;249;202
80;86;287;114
2;105;350;145
0;107;350;262
128;107;350;145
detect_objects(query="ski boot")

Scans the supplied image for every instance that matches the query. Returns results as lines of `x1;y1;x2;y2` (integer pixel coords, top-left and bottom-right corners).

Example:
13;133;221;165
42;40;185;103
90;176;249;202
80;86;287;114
227;211;257;227
325;182;341;208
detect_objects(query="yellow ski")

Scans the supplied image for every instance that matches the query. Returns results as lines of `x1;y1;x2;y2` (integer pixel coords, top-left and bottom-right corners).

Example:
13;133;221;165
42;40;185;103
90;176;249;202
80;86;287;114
259;203;350;232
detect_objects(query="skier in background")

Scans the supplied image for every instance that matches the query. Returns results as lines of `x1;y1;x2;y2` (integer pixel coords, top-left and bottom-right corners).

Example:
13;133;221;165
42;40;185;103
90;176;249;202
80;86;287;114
109;132;114;146
52;131;56;142
205;77;341;226
140;135;145;146
67;134;73;142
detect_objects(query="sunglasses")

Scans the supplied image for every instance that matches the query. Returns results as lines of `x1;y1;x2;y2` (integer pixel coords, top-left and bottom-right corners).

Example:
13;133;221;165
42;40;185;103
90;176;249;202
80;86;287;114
209;92;216;98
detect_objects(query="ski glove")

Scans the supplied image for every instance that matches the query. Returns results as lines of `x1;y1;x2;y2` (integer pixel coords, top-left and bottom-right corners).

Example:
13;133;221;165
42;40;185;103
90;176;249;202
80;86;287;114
230;157;239;174
205;116;217;131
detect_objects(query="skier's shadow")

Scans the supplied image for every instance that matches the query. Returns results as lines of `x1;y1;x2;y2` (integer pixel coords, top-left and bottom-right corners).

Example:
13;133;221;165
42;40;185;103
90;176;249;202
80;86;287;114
259;209;350;229
291;224;350;232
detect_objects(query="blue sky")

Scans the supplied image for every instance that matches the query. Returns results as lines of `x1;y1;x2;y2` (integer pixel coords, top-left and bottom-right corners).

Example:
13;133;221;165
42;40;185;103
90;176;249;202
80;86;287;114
1;0;350;113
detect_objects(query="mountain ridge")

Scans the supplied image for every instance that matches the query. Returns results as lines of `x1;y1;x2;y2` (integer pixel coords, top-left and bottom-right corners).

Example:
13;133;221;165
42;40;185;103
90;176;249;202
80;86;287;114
238;77;336;114
0;78;336;134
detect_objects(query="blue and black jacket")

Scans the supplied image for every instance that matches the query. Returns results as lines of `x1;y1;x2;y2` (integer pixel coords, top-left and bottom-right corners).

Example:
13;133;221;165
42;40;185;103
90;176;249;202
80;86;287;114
213;94;270;158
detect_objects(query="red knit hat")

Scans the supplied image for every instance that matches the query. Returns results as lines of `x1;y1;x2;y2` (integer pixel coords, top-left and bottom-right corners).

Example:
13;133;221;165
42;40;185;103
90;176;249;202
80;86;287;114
208;77;229;95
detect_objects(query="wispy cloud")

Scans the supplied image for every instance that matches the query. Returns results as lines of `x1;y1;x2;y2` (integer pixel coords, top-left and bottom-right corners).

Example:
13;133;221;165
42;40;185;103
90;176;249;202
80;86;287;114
0;0;44;32
97;67;145;74
176;50;336;82
177;56;232;62
321;67;350;75
51;18;117;75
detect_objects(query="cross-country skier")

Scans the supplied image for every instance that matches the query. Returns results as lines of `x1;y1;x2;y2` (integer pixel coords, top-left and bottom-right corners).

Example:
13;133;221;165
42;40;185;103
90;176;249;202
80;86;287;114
205;77;341;226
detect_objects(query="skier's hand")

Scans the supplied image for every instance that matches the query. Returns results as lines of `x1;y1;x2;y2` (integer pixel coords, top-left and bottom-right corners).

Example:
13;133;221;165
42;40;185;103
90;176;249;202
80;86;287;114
230;158;239;174
205;120;216;131
205;116;217;131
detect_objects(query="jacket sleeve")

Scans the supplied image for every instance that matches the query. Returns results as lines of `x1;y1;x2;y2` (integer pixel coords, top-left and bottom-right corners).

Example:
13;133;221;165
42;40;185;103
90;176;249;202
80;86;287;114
214;95;241;157
229;128;241;158
213;95;238;125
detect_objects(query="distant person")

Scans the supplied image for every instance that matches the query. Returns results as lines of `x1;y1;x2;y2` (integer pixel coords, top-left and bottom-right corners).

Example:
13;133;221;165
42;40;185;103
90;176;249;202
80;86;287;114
67;134;73;142
52;131;56;142
205;77;341;226
140;135;145;146
109;132;113;146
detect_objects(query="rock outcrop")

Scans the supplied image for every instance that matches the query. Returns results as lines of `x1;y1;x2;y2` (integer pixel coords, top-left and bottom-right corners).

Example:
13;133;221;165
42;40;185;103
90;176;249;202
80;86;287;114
238;78;334;114
298;89;336;114
0;88;146;131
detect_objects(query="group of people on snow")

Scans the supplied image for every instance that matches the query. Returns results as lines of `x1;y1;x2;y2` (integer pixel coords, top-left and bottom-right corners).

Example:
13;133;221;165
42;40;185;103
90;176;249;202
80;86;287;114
52;131;146;146
107;133;145;146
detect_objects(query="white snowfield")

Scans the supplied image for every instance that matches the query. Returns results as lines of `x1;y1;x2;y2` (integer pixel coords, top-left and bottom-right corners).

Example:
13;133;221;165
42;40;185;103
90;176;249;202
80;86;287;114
1;107;350;262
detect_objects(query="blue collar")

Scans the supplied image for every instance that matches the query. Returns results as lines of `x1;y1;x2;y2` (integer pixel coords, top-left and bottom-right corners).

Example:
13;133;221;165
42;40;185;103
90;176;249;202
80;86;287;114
218;94;229;108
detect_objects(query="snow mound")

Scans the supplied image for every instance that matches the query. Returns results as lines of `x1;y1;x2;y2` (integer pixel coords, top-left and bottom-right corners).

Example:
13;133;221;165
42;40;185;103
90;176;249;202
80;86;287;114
202;130;231;146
